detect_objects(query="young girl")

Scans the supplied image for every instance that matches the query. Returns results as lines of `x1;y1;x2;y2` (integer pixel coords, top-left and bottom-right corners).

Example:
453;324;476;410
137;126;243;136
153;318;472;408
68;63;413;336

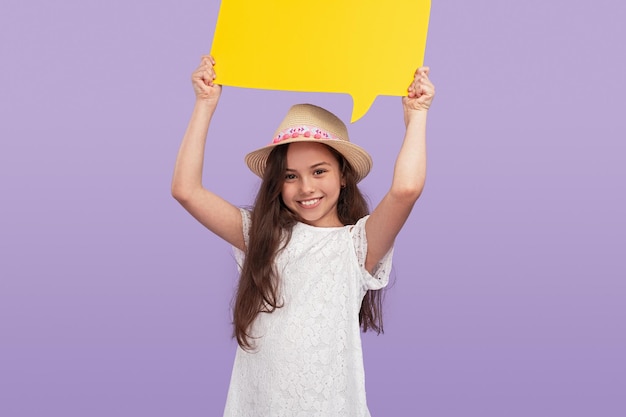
172;55;434;416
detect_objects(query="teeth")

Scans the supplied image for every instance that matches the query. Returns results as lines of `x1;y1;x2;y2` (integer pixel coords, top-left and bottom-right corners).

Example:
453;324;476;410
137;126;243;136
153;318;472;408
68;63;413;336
300;199;319;206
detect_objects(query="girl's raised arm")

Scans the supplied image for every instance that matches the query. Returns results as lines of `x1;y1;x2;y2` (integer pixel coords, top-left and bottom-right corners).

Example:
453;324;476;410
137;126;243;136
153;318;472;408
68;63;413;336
171;55;245;250
364;67;435;272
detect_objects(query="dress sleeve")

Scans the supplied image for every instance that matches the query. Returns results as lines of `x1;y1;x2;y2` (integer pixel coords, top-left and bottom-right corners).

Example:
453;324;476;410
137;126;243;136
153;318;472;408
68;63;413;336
232;208;251;272
350;215;394;290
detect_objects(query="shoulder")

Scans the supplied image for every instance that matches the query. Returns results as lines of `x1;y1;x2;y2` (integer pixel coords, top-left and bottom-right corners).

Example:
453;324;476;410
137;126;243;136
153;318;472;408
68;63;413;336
347;215;370;234
347;216;371;253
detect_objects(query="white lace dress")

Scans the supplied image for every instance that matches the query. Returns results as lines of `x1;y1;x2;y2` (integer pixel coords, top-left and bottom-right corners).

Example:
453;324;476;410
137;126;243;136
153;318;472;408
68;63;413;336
223;209;393;417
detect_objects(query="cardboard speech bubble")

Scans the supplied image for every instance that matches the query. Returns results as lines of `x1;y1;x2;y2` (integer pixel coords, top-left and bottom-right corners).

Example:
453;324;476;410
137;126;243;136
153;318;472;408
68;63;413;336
210;0;430;122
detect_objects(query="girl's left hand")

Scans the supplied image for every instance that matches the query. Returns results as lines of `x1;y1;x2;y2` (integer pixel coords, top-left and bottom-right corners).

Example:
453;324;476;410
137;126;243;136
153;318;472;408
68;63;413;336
402;67;435;114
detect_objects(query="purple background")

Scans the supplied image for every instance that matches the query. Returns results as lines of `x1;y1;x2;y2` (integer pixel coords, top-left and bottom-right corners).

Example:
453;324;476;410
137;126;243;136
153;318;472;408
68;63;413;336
1;1;625;416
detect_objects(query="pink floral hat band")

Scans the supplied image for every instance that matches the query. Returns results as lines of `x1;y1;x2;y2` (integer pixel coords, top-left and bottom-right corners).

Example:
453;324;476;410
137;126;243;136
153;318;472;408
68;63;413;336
272;125;340;144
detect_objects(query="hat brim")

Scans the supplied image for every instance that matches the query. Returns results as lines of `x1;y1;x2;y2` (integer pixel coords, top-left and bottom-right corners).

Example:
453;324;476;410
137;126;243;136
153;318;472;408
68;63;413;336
245;137;372;183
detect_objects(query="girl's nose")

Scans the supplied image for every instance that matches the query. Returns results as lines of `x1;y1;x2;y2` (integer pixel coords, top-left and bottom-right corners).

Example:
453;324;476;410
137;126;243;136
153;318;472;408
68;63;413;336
300;177;315;193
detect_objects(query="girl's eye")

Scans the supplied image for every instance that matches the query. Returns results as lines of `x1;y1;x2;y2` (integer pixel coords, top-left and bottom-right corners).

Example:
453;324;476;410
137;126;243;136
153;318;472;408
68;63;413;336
285;173;297;180
314;169;327;176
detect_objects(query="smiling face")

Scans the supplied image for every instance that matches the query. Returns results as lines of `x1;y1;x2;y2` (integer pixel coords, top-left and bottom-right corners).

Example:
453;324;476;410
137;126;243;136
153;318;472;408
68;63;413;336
281;142;345;227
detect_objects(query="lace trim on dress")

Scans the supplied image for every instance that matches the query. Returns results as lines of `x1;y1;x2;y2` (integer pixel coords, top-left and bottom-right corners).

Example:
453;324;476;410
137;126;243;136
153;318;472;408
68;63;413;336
233;208;251;272
350;216;394;290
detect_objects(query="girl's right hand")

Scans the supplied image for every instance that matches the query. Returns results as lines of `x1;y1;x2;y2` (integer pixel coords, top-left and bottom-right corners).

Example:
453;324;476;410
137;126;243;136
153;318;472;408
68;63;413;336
191;55;221;103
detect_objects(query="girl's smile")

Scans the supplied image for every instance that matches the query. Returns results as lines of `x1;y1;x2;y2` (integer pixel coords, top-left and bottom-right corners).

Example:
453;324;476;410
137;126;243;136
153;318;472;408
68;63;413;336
298;197;321;207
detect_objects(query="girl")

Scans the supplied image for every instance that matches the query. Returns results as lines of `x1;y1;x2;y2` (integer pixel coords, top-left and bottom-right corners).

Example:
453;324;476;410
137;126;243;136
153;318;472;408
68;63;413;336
172;55;434;416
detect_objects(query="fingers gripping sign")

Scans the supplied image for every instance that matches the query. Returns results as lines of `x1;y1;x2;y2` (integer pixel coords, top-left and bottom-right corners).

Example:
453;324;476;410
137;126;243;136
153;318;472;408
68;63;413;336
192;55;221;102
404;67;435;112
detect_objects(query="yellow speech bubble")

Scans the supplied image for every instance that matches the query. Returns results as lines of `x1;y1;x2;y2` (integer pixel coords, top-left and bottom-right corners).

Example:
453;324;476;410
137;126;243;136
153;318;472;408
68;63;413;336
210;0;430;122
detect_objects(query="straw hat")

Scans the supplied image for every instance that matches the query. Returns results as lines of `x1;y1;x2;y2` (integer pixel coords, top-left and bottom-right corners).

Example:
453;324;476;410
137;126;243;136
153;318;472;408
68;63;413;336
245;104;372;183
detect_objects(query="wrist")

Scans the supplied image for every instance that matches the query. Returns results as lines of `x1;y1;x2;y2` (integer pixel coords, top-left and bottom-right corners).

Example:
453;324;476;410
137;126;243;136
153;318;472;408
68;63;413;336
403;108;428;127
195;97;219;112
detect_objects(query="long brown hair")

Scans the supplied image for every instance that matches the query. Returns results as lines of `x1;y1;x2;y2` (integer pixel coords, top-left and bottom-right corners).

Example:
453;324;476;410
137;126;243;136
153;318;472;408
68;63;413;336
233;143;384;350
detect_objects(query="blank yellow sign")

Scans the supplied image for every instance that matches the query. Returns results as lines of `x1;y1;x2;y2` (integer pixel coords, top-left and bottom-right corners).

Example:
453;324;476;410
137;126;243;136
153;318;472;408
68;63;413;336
211;0;430;122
